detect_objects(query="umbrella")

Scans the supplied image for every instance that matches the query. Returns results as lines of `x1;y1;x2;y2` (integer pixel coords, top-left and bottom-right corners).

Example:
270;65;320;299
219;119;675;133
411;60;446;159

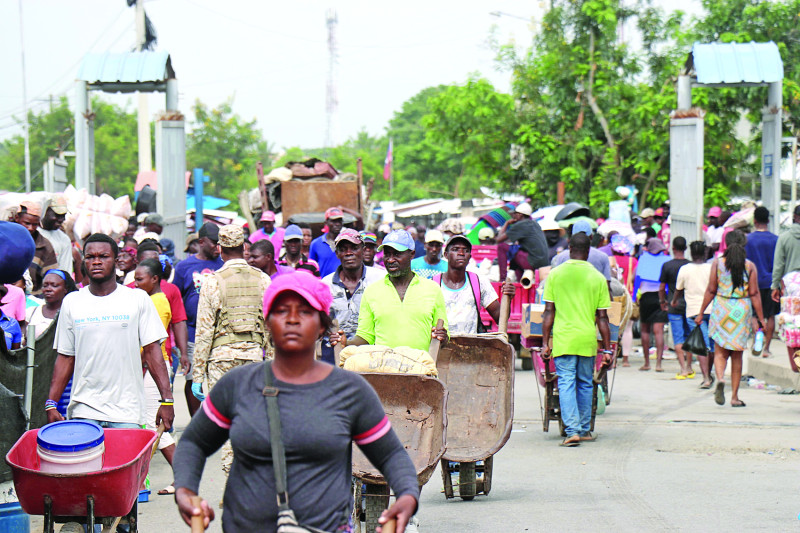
555;202;591;221
557;216;598;229
597;220;635;239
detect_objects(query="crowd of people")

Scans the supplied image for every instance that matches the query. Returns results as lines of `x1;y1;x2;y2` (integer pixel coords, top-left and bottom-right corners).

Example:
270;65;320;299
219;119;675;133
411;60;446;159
2;190;796;529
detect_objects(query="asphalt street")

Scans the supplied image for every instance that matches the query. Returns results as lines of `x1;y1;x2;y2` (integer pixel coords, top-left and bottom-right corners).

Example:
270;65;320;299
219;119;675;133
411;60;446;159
30;351;800;532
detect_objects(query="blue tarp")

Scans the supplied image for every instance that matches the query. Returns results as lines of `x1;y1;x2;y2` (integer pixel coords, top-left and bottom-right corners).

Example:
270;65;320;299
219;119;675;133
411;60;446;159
186;194;230;211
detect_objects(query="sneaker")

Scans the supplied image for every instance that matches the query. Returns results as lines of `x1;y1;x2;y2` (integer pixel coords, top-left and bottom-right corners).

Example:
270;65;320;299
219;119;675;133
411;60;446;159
405;515;420;533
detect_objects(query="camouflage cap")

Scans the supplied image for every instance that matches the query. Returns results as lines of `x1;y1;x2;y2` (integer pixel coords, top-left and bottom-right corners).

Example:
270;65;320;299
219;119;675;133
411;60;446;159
218;224;244;247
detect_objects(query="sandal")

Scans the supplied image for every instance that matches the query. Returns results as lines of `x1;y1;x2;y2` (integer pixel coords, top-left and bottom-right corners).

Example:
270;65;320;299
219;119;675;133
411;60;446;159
714;382;725;405
699;381;713;389
731;400;746;407
559;435;581;447
157;484;175;496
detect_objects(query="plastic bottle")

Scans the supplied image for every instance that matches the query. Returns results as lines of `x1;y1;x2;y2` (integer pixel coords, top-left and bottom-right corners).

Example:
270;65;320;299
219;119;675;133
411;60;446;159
753;329;764;355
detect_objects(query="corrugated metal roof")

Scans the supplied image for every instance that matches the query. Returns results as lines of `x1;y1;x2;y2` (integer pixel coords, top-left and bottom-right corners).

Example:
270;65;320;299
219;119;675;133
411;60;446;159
77;52;174;83
690;42;782;84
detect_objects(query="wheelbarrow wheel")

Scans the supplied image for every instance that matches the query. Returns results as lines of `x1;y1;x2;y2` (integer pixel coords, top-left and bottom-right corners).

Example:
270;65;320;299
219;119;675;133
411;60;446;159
521;357;533;371
458;462;476;501
364;484;390;533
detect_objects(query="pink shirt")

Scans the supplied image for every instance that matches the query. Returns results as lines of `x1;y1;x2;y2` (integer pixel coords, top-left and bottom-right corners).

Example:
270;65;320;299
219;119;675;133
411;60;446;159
1;284;26;322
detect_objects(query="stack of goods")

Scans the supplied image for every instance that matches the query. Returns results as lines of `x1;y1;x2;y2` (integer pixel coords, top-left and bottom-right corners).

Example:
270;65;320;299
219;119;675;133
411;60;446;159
62;185;131;241
778;272;800;348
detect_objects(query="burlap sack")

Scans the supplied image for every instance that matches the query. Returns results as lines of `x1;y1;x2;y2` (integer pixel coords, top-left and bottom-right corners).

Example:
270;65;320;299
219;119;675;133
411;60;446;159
339;345;438;377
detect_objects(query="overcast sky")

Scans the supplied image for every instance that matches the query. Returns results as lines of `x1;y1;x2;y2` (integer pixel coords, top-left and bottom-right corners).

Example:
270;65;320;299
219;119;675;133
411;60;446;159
0;0;703;151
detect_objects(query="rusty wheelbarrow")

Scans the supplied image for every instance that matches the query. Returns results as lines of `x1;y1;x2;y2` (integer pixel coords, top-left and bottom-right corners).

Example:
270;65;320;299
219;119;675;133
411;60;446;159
436;334;515;500
352;373;448;533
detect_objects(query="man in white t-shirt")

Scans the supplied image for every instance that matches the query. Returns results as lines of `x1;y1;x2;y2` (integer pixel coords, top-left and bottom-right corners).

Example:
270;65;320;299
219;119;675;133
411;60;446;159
435;235;515;335
47;234;173;429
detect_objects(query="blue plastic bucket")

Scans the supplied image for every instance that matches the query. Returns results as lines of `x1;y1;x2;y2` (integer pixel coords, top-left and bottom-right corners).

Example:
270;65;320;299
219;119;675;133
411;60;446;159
36;420;105;474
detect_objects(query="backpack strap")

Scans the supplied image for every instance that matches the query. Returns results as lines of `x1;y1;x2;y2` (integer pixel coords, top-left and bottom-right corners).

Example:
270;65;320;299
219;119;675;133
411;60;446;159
467;271;481;312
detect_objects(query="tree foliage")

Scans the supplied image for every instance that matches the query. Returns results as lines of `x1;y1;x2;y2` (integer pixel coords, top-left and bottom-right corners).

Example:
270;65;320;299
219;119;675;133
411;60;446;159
0;97;141;198
186;99;272;202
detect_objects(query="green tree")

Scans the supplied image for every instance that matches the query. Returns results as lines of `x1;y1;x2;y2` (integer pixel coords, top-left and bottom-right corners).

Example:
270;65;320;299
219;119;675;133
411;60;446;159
186;99;273;202
0;96;142;198
423;78;519;197
0;98;75;192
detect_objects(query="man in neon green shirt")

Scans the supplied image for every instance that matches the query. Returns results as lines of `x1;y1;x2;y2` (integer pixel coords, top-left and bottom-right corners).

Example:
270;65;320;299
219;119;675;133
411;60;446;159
542;233;612;447
348;230;448;350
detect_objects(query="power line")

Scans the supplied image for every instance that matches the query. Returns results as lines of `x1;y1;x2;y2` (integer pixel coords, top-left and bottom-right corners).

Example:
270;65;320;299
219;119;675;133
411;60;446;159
0;7;130;121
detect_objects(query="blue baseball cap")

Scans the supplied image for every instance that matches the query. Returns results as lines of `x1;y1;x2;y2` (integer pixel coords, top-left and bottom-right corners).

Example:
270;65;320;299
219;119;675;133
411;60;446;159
378;230;414;252
284;224;303;241
572;220;593;236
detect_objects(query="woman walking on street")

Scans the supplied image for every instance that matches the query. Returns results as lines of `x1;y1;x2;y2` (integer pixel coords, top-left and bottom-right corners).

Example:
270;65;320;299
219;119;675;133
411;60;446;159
636;238;670;371
134;258;179;493
173;271;419;532
697;231;765;407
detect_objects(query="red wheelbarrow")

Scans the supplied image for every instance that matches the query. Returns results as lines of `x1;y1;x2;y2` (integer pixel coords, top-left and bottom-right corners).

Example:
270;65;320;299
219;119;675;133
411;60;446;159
5;428;158;533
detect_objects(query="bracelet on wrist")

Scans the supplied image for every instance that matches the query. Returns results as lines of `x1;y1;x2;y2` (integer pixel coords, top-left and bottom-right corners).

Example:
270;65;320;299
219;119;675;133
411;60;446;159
45;399;58;408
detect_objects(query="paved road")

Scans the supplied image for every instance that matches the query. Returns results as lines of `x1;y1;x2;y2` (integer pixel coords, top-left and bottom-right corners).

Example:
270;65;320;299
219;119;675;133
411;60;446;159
32;352;800;532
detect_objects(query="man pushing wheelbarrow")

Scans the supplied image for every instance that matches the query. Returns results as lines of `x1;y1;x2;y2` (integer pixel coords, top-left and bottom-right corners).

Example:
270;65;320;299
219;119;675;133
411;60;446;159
541;233;613;447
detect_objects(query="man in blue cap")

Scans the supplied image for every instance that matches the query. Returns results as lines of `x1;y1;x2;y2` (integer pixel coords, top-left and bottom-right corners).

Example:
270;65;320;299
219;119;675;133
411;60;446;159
278;224;320;276
551;220;612;286
336;230;448;351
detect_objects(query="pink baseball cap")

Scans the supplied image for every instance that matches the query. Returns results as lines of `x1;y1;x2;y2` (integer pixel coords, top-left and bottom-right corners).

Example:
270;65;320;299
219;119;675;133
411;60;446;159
263;271;333;315
708;206;722;217
335;228;362;246
260;210;276;222
325;207;344;220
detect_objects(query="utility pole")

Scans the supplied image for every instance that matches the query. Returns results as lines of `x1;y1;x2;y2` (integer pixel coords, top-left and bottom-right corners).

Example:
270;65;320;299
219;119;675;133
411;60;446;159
325;9;339;151
18;0;31;192
136;1;152;173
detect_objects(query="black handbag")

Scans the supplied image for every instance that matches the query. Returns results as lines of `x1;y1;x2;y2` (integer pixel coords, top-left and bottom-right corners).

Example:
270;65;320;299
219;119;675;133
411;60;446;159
263;361;341;533
683;324;708;357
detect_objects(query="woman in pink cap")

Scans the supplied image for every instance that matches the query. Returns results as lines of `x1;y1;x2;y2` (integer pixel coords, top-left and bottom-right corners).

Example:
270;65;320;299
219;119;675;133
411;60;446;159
173;271;418;532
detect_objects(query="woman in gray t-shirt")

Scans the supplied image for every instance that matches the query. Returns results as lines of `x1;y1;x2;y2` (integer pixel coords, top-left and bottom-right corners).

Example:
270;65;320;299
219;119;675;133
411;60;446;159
173;271;419;532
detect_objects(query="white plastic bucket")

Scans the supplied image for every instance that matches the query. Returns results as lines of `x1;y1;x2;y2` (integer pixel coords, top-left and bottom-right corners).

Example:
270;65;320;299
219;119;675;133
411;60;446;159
37;442;105;474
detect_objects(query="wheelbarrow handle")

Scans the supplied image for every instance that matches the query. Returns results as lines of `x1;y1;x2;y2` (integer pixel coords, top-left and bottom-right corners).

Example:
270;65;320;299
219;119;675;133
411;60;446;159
331;318;344;367
190;495;206;532
429;319;445;363
150;422;166;459
498;278;510;334
381;518;397;533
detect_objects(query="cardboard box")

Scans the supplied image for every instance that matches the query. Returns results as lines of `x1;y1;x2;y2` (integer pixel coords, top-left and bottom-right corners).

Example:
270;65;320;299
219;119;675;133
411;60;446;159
607;301;623;326
522;303;545;338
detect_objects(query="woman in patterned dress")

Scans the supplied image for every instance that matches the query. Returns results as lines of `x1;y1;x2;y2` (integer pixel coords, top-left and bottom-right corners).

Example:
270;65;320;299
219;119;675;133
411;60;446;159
696;230;765;407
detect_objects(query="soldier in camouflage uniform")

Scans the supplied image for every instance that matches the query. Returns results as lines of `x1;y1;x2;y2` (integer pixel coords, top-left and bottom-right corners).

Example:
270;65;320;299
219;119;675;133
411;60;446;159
192;224;272;473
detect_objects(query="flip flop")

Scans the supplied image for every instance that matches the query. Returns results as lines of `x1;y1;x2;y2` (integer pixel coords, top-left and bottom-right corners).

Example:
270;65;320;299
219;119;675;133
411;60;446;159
580;432;597;442
675;373;686;380
560;435;581;447
699;381;713;389
639;366;651;371
715;382;725;405
157;485;175;496
731;400;746;407
686;372;696;379
655;368;664;373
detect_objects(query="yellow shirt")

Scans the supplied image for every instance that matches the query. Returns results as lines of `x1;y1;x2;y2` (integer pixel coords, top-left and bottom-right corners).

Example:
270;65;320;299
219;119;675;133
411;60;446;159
149;292;172;362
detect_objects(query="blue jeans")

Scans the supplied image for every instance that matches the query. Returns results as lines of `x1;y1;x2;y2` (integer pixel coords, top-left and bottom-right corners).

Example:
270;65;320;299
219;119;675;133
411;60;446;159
72;418;141;429
668;313;690;345
554;355;595;437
